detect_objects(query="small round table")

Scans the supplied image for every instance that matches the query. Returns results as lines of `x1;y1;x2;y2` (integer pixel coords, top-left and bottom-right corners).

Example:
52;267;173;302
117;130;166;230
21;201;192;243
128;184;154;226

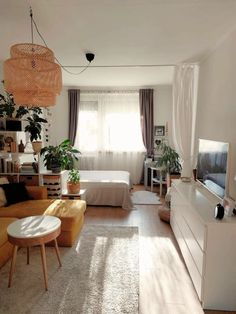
7;215;62;291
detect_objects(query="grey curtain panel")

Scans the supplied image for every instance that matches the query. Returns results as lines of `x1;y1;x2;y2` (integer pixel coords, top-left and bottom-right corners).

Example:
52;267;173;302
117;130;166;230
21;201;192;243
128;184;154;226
68;89;80;145
139;89;154;156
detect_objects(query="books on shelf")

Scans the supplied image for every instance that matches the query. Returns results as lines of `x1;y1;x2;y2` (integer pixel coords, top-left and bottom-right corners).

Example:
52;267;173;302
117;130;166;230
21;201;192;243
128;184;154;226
20;162;38;174
0;158;39;174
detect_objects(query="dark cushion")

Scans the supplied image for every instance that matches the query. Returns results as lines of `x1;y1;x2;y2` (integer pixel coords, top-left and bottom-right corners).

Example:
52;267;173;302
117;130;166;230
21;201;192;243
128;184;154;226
0;182;30;206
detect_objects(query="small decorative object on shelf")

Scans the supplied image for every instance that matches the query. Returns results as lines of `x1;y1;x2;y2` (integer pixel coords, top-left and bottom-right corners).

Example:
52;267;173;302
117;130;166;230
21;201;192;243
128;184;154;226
18;140;25;153
0;134;5;151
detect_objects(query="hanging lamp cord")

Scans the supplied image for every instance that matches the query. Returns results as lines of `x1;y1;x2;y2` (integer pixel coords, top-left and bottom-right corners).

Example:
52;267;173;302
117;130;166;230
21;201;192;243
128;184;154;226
29;7;91;75
30;7;34;44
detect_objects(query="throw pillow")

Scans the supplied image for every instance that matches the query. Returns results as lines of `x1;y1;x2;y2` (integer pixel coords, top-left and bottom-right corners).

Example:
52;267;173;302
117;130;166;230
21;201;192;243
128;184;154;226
0;177;9;185
0;182;30;206
0;177;9;207
0;188;7;207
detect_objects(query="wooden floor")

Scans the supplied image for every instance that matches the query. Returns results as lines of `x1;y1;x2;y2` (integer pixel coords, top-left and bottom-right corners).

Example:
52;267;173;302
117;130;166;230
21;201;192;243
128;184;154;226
84;185;236;314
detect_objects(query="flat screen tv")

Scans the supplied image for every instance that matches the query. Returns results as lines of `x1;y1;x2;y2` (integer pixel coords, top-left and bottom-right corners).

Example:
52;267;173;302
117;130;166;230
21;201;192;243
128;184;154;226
196;139;229;199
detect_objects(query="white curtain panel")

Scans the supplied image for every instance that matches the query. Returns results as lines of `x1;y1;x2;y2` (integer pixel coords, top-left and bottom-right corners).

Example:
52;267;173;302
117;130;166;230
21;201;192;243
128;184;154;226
172;64;199;178
74;92;146;184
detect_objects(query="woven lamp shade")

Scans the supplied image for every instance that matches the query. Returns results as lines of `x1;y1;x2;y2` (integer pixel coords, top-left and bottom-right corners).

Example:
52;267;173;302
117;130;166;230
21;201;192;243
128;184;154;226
4;43;62;107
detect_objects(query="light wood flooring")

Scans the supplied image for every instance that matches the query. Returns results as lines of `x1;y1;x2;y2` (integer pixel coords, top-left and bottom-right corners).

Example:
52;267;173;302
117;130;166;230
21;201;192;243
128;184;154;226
84;184;236;314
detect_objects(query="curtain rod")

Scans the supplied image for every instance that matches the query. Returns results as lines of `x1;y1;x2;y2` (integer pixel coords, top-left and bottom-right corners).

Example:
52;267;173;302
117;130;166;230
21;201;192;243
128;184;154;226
62;64;176;68
80;90;139;94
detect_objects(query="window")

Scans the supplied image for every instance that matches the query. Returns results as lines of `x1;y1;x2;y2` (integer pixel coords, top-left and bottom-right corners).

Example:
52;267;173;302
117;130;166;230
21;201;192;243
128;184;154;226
74;91;146;184
76;92;145;153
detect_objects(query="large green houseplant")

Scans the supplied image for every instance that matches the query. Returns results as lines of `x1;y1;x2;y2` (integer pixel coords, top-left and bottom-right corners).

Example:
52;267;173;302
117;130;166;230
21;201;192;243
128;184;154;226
40;139;80;173
155;140;182;223
155;140;182;187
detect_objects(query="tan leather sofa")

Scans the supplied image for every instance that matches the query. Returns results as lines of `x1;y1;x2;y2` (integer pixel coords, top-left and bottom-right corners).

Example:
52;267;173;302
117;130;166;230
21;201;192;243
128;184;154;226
0;186;86;268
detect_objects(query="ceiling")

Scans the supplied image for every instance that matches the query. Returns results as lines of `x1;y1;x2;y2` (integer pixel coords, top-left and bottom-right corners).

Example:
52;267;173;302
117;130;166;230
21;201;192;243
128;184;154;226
1;0;236;87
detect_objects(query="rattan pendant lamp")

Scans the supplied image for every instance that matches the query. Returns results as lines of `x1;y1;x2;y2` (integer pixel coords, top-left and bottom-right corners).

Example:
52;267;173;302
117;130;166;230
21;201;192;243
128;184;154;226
3;8;62;107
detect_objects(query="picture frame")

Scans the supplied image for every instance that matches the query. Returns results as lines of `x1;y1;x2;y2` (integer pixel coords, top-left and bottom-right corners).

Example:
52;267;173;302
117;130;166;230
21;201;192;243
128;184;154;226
154;125;165;137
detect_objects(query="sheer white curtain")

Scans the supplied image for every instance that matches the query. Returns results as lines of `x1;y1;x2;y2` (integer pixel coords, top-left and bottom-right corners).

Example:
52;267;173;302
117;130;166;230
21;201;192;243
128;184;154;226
74;92;146;184
172;64;199;178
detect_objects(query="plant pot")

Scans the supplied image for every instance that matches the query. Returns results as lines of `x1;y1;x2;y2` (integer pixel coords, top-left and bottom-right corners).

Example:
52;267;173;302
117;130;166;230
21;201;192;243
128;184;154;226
50;158;61;173
32;141;42;153
51;165;61;173
67;182;80;194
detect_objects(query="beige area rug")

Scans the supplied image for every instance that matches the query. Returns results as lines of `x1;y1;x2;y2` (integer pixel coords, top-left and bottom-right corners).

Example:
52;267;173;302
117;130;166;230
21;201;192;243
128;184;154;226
131;190;162;205
0;225;139;314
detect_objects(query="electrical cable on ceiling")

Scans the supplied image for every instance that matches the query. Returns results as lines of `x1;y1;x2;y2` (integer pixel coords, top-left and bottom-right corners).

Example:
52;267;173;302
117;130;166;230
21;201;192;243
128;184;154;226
31;7;178;72
31;8;92;75
62;64;175;68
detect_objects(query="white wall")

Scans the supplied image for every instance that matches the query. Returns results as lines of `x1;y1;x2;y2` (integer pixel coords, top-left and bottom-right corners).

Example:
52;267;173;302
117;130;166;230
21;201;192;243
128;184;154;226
153;86;172;144
196;29;236;200
49;88;68;145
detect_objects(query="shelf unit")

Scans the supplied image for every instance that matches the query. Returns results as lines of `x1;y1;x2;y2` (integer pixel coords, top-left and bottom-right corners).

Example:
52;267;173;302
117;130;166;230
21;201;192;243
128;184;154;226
0;131;68;197
41;171;67;199
0;131;42;185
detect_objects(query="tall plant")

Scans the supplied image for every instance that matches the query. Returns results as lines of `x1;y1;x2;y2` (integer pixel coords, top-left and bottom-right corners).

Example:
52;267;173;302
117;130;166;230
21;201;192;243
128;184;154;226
155;140;182;174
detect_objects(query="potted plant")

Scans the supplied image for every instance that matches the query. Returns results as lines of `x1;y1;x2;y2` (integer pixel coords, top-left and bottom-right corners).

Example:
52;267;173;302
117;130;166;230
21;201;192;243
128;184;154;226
155;140;182;187
67;169;80;194
0;92;22;131
0;90;43;131
40;139;80;173
24;112;48;153
155;140;182;223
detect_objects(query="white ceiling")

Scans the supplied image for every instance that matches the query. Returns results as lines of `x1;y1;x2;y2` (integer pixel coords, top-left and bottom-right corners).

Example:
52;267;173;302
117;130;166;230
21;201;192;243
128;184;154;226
1;0;236;87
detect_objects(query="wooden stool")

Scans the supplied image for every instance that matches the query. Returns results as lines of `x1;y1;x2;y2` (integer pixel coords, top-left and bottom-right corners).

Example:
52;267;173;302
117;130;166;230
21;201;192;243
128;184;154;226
7;215;62;291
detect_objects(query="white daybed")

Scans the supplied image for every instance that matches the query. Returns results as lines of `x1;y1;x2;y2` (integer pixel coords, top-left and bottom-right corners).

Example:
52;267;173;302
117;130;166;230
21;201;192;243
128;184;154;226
79;170;133;210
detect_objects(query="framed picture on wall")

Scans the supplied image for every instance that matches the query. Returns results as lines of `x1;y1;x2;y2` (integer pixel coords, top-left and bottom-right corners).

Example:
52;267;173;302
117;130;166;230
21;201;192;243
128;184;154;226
154;125;165;137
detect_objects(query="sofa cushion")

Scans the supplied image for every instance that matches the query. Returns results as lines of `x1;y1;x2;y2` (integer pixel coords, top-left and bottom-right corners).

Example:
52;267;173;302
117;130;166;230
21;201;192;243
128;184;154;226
0;199;86;231
26;186;48;200
0;182;30;206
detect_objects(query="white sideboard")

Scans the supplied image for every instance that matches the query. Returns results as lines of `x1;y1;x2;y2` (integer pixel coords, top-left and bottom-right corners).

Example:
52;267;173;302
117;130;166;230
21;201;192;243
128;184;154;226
170;179;236;311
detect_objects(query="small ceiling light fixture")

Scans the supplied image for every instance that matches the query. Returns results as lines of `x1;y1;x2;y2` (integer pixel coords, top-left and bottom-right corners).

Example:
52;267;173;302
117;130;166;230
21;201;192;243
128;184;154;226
3;7;62;107
85;53;95;63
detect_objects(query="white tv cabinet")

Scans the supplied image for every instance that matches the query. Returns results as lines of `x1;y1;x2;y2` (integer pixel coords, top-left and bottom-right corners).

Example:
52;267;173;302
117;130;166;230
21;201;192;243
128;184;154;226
170;179;236;311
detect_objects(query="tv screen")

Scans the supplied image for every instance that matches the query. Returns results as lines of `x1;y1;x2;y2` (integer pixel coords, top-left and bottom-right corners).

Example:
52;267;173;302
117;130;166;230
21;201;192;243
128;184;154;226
197;139;229;199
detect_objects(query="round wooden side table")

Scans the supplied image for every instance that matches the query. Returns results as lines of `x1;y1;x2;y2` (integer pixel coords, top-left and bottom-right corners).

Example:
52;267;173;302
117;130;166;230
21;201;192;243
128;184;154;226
7;215;62;291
